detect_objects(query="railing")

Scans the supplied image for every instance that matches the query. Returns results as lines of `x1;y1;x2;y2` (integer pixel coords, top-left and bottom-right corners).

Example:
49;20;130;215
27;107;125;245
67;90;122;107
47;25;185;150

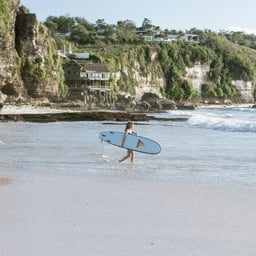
87;85;110;91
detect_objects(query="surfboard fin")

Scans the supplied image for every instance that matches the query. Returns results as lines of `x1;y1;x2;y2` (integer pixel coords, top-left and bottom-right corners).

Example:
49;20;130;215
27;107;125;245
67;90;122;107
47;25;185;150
136;139;145;148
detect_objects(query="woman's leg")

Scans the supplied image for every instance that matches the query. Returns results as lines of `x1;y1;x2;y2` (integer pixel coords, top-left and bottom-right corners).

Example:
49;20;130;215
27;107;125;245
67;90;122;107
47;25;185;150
119;150;130;162
130;150;134;163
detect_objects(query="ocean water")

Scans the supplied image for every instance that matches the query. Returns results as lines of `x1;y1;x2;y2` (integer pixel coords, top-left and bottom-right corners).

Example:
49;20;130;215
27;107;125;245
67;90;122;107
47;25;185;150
0;107;256;188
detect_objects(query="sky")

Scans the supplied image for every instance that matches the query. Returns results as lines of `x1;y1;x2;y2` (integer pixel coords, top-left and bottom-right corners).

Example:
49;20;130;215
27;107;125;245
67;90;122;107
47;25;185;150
20;0;256;34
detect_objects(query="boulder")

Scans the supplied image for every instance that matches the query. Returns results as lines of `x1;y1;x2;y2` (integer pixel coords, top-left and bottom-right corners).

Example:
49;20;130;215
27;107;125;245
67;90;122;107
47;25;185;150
135;101;151;112
158;98;177;110
116;95;136;110
141;93;160;110
177;102;197;110
0;92;7;109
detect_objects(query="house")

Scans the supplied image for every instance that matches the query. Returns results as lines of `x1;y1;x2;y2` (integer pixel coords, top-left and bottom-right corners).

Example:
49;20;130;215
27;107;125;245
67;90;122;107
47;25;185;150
166;34;179;42
58;44;90;59
179;34;200;43
58;50;90;59
143;33;200;43
63;60;112;104
143;35;164;42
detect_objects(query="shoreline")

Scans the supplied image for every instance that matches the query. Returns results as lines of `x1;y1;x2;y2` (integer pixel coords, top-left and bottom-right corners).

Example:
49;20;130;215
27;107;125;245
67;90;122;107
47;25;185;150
1;102;254;113
197;103;254;109
0;111;188;122
0;105;187;122
0;103;254;122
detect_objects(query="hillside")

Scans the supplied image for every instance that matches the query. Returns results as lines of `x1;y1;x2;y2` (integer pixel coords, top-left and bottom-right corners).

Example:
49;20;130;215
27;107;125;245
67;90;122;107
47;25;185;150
77;37;256;105
0;4;256;110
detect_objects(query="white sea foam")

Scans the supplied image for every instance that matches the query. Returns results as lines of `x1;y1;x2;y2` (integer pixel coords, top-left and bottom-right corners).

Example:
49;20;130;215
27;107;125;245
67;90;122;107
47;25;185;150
188;109;256;132
0;104;77;114
167;107;256;132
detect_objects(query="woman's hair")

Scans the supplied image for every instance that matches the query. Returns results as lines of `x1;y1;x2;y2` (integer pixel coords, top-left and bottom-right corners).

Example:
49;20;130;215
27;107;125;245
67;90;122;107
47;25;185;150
125;121;133;131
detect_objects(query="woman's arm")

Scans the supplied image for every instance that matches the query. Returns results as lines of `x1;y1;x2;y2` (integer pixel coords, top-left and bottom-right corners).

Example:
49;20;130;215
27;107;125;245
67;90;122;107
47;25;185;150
121;130;128;147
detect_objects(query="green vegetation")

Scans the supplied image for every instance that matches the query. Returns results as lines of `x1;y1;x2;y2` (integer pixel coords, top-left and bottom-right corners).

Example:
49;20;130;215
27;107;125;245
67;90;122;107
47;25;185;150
200;33;256;100
42;15;256;101
16;14;66;97
0;0;18;32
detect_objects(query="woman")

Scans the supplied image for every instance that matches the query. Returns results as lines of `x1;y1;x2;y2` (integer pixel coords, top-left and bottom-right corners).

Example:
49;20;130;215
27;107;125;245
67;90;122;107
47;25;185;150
119;121;137;163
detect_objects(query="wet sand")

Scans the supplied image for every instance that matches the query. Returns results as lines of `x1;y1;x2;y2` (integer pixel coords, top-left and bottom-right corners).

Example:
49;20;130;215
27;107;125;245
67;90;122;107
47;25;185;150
0;173;256;256
0;176;12;185
0;105;187;122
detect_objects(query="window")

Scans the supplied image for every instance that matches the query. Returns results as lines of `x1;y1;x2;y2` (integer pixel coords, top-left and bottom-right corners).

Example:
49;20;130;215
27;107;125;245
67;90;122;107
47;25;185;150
91;73;102;79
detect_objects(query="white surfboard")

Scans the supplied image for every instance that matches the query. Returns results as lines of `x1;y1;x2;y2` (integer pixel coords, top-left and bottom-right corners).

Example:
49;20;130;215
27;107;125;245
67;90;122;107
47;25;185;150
99;131;161;154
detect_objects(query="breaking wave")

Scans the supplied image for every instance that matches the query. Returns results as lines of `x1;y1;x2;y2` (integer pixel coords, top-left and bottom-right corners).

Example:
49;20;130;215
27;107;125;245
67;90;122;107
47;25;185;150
187;108;256;133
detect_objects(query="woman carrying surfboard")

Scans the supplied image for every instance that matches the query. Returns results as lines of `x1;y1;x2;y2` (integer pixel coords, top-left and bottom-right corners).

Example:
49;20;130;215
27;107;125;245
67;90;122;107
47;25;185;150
119;121;137;163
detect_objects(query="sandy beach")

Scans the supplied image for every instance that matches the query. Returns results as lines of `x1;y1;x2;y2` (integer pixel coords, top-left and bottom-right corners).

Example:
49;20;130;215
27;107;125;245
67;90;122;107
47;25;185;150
1;104;256;255
0;176;12;185
0;172;256;256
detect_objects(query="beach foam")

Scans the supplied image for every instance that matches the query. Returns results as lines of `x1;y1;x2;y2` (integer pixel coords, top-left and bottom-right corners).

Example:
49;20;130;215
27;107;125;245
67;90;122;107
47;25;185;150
0;104;76;114
166;107;256;133
188;112;256;132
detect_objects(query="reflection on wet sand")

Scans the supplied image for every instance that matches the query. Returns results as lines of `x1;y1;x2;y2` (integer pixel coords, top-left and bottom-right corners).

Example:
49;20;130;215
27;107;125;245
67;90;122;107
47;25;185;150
0;177;12;185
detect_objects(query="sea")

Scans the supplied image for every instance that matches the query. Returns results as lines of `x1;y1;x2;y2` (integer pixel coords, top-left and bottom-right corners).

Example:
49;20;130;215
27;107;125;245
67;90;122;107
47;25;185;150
0;106;256;189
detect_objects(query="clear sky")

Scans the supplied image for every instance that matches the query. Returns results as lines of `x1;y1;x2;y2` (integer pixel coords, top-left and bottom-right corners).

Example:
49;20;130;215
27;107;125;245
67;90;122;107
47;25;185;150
20;0;256;34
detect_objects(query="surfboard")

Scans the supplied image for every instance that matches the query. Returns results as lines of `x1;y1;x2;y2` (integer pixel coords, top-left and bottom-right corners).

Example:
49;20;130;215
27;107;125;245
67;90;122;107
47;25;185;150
99;131;161;154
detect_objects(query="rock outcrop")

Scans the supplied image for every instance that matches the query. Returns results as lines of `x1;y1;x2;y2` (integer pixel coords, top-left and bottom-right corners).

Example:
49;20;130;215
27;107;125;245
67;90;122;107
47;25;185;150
15;11;63;100
185;64;209;93
0;0;24;103
0;111;188;123
0;1;64;106
231;80;254;103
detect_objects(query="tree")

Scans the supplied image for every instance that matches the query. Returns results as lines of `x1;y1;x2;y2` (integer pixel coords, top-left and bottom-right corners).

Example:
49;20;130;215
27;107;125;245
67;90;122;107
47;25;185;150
70;24;95;44
208;57;223;84
74;17;94;31
44;15;74;34
117;20;136;31
116;20;138;43
181;80;196;100
44;20;58;34
186;27;204;35
57;15;74;33
142;18;152;30
95;19;107;31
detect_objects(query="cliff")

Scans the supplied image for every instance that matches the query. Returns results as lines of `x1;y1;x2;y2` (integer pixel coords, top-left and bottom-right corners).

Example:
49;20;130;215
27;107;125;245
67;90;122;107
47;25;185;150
102;40;256;107
0;2;255;111
0;0;64;106
0;0;23;104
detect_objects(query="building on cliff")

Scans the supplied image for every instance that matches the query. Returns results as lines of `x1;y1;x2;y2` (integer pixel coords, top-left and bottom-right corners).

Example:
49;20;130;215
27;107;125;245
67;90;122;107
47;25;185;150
63;60;112;105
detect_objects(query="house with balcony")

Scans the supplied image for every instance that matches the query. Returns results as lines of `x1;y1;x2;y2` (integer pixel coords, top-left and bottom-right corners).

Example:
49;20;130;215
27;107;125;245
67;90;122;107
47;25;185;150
63;60;112;104
179;34;200;43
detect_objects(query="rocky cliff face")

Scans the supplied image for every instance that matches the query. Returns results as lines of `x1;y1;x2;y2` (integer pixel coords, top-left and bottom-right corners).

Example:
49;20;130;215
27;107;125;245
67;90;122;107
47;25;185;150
116;61;255;111
231;80;254;102
15;12;63;100
186;64;255;103
112;45;255;107
0;0;24;104
0;0;63;105
185;64;209;93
